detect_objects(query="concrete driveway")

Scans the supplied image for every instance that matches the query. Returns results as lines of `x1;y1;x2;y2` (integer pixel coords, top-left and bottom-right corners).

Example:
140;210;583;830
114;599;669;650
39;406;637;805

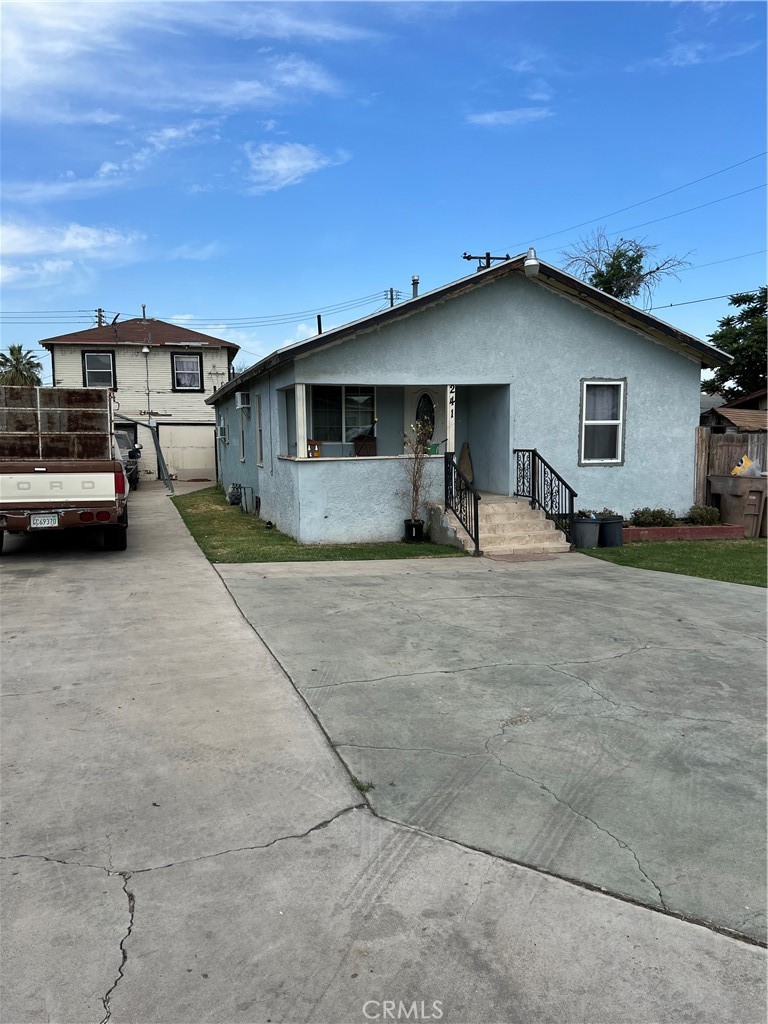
1;485;765;1024
217;554;767;945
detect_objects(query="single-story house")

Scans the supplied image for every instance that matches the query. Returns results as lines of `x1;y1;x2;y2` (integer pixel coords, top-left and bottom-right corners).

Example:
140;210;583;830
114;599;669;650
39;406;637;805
39;317;239;482
700;388;767;433
208;253;730;549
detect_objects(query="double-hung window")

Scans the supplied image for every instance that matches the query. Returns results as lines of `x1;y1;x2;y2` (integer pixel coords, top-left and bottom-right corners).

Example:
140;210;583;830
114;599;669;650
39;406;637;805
310;385;375;443
83;351;115;388
172;353;203;391
580;380;625;464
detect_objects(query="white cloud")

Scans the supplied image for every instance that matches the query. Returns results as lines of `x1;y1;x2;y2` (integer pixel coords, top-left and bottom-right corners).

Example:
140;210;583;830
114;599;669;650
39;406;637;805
1;4;347;123
633;39;759;70
243;142;349;194
525;78;554;103
466;108;553;127
4;119;218;202
2;222;143;257
168;242;221;262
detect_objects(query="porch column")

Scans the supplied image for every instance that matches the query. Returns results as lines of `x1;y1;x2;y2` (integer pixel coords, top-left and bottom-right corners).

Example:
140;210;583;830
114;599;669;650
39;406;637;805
446;384;456;452
295;383;308;458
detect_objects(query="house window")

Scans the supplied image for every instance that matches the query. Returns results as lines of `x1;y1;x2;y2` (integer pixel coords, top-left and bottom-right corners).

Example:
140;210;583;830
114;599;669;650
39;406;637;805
172;353;203;391
580;380;625;464
83;351;115;388
255;395;264;466
239;409;246;462
310;385;375;443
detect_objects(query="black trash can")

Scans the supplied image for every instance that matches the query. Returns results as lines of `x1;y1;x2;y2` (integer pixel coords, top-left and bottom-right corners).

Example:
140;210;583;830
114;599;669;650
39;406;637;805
572;516;600;548
598;515;624;547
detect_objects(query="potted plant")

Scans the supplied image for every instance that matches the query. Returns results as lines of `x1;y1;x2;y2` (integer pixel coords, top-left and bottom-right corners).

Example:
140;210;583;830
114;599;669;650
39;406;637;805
572;509;600;548
596;507;624;548
402;419;432;542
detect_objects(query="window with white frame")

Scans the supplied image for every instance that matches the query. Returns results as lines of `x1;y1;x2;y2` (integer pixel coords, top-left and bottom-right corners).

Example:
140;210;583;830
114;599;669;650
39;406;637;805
254;394;264;466
239;408;246;461
310;385;375;442
580;380;625;464
83;351;115;388
172;352;203;391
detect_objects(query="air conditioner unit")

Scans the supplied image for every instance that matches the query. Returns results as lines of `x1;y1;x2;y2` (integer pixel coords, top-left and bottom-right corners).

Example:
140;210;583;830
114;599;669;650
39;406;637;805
235;392;251;409
216;424;228;443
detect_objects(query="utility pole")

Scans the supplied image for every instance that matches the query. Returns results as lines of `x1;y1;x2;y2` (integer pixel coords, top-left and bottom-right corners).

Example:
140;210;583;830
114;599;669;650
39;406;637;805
462;251;511;272
97;308;104;327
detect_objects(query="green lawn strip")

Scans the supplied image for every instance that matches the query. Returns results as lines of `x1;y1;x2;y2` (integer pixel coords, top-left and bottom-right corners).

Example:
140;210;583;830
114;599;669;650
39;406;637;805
171;486;467;563
582;539;767;588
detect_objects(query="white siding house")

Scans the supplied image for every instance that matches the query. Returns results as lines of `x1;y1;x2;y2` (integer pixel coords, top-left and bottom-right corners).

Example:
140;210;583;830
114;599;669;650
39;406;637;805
40;318;238;482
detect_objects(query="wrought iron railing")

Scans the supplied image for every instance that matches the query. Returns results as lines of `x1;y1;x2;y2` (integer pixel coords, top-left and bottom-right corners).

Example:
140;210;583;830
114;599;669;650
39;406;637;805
445;453;481;555
514;449;577;542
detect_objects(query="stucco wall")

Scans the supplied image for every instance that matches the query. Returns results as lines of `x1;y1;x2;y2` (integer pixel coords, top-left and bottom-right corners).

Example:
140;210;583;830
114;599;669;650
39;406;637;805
292;456;444;544
294;273;701;515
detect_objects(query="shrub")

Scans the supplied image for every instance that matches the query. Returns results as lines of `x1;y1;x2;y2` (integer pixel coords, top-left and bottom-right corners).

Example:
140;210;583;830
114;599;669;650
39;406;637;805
685;504;721;526
596;507;619;519
629;506;677;527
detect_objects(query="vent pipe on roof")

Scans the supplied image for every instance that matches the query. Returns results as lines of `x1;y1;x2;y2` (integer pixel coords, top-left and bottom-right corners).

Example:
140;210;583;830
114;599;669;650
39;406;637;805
317;314;323;335
412;275;419;298
142;304;147;320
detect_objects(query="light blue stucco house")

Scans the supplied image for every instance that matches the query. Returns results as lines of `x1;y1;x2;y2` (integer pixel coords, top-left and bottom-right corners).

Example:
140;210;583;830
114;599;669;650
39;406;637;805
207;253;729;549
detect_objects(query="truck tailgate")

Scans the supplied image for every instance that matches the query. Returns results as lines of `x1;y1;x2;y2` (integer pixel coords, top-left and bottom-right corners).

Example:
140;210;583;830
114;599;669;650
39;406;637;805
0;463;118;506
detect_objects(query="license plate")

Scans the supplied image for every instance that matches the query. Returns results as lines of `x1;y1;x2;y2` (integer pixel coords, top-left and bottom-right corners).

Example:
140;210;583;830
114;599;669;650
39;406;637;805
30;514;59;529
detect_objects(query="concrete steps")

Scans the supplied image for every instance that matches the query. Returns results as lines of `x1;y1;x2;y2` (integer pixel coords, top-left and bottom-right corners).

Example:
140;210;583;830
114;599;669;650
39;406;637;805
456;494;571;555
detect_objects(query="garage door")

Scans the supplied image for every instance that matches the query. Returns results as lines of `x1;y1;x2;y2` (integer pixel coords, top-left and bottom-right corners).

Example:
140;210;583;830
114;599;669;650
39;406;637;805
158;424;216;481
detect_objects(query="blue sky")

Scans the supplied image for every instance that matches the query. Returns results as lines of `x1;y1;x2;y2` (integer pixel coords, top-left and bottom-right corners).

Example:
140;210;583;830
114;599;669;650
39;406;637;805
1;0;765;382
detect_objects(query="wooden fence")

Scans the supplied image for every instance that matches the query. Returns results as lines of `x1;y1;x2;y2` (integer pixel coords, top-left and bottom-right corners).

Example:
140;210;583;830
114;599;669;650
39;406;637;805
695;427;767;504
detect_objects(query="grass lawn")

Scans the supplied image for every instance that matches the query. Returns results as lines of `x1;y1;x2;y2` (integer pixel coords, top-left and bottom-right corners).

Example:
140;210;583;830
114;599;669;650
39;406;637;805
171;486;467;563
582;539;767;588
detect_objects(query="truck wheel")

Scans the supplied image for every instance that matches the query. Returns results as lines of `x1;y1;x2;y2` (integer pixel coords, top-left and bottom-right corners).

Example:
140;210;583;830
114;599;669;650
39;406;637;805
104;527;128;551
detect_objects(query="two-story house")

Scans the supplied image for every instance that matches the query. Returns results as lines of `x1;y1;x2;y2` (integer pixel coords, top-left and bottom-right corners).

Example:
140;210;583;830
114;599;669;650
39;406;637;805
39;317;239;483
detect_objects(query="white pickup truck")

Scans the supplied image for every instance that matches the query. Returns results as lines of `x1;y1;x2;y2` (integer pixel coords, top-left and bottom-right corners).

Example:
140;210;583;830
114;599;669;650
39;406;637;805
0;386;132;553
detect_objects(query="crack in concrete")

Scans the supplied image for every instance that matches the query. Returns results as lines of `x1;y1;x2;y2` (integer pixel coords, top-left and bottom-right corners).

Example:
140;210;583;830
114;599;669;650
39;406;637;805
0;805;365;877
100;872;135;1024
335;742;485;760
484;732;669;912
548;663;739;726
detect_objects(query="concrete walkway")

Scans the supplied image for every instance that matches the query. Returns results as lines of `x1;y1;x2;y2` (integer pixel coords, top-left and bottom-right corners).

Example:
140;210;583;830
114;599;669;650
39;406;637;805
1;484;765;1024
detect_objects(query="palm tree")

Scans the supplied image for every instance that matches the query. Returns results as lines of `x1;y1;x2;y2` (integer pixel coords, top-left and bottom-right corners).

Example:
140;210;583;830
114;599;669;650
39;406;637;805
0;344;43;386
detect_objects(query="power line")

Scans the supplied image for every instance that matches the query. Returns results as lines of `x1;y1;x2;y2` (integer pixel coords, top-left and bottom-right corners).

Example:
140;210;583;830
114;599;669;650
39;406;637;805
649;288;762;311
679;249;767;272
491;151;767;254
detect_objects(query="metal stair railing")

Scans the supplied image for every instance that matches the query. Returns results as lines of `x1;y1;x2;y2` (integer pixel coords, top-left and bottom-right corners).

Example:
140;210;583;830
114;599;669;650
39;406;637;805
445;452;482;555
513;448;576;543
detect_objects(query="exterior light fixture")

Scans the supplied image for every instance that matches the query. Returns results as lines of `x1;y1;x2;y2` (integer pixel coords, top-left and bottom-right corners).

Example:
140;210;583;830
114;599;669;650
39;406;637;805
524;247;540;277
141;346;150;354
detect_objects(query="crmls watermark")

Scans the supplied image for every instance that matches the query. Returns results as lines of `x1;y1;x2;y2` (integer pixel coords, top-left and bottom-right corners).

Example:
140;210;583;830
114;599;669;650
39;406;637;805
363;1000;443;1020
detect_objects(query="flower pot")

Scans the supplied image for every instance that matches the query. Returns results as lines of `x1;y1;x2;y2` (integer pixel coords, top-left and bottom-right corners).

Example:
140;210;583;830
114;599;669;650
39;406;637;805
403;518;425;543
598;515;624;548
572;517;600;548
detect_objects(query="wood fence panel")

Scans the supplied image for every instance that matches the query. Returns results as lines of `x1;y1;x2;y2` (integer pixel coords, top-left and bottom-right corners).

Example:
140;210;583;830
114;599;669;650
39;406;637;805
695;430;768;502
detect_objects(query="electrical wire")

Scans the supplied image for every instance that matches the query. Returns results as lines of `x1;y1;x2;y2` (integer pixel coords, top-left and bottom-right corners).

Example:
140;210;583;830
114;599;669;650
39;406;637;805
491;151;767;254
649;288;763;311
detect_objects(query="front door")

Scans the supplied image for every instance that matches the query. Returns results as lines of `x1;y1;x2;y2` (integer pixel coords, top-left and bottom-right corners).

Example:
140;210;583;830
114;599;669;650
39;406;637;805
403;386;447;453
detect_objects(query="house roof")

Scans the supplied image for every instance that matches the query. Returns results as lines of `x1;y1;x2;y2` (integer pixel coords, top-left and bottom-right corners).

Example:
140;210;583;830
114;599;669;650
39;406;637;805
700;392;726;414
38;318;239;352
720;387;767;409
712;408;767;432
207;254;730;405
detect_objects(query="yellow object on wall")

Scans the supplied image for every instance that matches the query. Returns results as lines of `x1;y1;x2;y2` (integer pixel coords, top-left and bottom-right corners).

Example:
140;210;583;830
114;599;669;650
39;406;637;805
731;455;752;476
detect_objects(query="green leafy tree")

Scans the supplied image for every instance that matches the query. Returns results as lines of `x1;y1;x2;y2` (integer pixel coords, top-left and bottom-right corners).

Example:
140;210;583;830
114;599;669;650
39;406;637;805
561;227;691;307
0;344;43;386
703;287;767;401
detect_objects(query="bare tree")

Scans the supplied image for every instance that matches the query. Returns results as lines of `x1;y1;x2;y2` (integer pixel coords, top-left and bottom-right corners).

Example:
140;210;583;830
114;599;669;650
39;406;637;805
561;227;692;308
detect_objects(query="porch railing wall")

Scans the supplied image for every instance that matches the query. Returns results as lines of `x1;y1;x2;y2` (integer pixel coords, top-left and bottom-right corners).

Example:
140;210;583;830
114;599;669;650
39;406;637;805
444;452;481;555
514;448;576;543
